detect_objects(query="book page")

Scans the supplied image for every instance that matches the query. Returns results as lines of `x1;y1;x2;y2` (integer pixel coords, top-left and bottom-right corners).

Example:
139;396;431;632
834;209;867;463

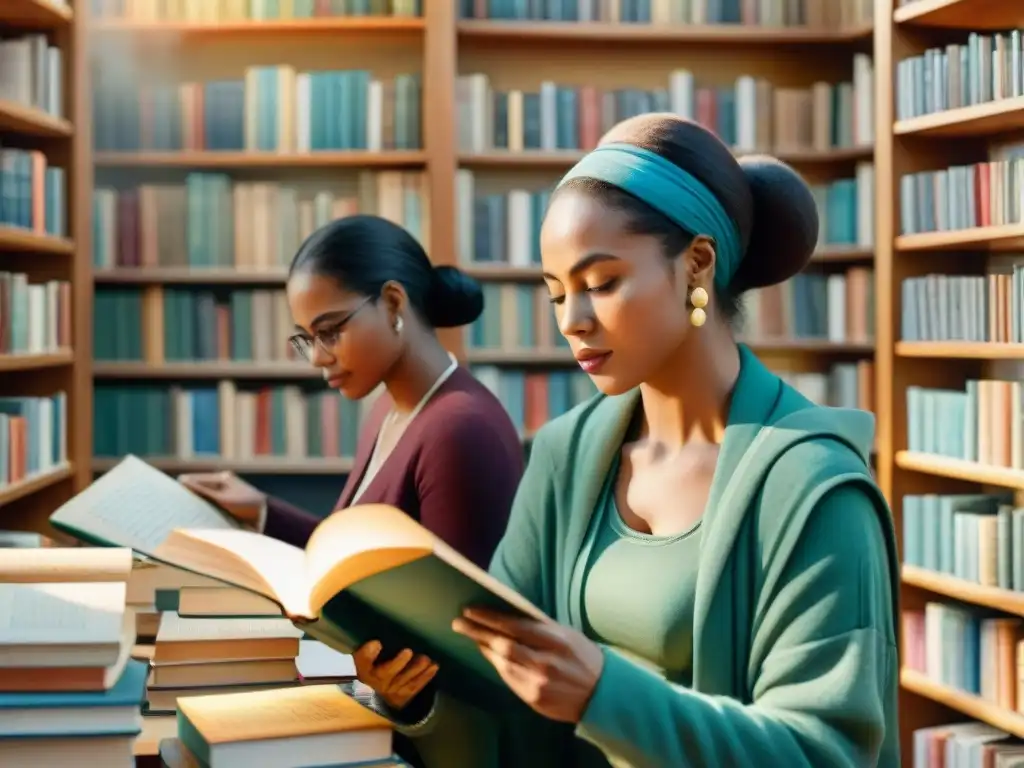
49;455;239;554
154;529;309;615
156;613;302;643
0;547;133;583
0;582;126;646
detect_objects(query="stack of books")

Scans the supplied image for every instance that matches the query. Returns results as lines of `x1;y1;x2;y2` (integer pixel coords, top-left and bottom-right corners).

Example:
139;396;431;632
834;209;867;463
159;685;410;767
0;548;148;765
145;613;305;714
129;559;234;640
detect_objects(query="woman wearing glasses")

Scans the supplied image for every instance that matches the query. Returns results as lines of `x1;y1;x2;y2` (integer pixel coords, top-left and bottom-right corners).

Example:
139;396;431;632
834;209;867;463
177;214;525;712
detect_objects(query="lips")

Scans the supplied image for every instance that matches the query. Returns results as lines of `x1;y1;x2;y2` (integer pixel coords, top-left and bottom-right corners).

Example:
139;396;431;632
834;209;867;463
575;350;612;375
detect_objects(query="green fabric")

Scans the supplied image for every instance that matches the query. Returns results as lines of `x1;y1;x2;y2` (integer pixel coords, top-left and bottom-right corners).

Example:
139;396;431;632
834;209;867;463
396;345;901;768
579;460;702;687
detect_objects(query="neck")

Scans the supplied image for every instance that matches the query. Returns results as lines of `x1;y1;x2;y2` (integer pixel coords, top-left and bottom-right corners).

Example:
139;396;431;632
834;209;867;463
382;333;453;413
638;320;741;449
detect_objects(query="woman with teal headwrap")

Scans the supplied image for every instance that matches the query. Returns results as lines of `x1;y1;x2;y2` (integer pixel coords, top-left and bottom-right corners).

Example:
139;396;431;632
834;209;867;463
353;113;900;768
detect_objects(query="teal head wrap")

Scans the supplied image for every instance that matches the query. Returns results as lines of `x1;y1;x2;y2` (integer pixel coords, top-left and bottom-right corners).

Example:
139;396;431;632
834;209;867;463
557;142;743;291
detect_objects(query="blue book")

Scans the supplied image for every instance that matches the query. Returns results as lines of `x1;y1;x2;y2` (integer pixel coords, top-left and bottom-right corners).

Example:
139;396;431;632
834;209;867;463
0;659;147;739
160;737;412;767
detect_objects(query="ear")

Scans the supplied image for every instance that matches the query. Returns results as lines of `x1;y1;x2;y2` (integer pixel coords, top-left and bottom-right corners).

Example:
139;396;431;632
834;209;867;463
682;235;716;288
379;280;409;322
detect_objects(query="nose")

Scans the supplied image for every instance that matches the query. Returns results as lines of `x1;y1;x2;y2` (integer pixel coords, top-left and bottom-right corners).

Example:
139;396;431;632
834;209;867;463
558;292;596;339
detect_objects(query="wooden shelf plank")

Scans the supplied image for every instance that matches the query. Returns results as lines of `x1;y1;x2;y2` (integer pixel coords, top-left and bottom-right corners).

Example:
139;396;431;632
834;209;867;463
0;99;72;138
895;96;1024;138
897;341;1024;359
93;457;353;476
0;0;72;28
92;17;425;36
901;669;1024;738
742;339;876;354
893;0;1020;29
460;146;872;168
895;450;1024;489
94;268;289;285
0;350;74;372
902;565;1024;617
0;226;75;254
94;151;428;169
896;223;1024;252
0;464;73;508
457;21;873;44
93;362;316;379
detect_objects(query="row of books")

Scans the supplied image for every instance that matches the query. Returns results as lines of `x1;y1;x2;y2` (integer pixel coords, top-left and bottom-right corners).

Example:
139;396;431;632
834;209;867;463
92;171;427;272
902;493;1024;592
457;164;875;268
91;0;423;20
0;148;67;238
906;379;1024;469
910;722;1024;766
457;0;873;27
93;383;365;461
895;30;1024;122
0;34;63;122
94;287;296;363
0;273;71;356
900;263;1024;344
457;62;874;156
92;70;422;153
0;392;67;490
899;147;1024;236
903;602;1021;714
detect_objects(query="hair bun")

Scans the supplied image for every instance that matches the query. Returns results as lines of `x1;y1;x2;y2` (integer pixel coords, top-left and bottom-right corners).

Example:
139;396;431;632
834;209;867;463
425;265;484;328
729;155;819;293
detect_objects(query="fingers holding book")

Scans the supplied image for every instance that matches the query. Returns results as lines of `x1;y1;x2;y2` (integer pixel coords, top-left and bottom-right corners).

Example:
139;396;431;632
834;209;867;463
177;471;267;526
353;640;439;711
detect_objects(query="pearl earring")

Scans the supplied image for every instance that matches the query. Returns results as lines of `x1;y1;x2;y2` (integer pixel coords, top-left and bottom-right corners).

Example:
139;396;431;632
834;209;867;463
394;316;403;333
690;286;708;328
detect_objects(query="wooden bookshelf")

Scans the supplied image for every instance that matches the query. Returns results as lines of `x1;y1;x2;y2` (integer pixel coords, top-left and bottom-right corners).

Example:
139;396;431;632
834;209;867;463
0;0;91;533
878;0;1024;759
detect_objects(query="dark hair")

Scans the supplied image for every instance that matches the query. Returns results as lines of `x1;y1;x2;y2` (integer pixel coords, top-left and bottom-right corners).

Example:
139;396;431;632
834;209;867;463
553;113;819;322
289;214;483;328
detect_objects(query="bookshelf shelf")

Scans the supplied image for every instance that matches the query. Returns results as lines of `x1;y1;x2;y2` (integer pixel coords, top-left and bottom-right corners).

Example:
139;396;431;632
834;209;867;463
456;21;874;45
93;362;317;380
0;351;74;373
892;0;1018;29
460;147;873;169
0;226;75;255
900;669;1024;739
895;451;1024;490
894;96;1024;138
93;269;289;286
895;223;1024;252
91;457;354;476
0;98;72;138
91;17;426;36
4;0;72;28
0;464;74;509
93;151;428;170
896;341;1024;359
902;565;1024;618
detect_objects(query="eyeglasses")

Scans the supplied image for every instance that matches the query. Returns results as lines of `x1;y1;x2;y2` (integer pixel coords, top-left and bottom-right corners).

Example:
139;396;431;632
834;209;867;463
288;297;373;362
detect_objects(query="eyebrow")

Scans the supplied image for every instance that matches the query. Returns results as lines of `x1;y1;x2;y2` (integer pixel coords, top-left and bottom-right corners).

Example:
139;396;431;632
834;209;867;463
294;309;356;332
542;252;621;281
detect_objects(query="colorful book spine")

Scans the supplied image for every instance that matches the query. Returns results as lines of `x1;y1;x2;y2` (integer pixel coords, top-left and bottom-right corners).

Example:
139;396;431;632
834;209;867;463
92;172;427;271
0;149;67;237
471;365;596;438
0;273;72;355
910;720;1024;766
0;392;68;488
0;33;64;119
896;29;1024;122
457;61;874;155
91;0;423;20
93;69;422;152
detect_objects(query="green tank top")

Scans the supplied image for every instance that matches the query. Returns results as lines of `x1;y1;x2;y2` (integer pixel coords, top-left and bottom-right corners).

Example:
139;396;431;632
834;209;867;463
580;459;703;686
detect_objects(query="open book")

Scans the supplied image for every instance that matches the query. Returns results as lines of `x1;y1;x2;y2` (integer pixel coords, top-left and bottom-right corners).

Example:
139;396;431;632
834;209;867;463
50;456;548;707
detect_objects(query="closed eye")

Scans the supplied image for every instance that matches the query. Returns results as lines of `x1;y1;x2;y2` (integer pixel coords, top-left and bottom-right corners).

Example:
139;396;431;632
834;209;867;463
587;278;618;294
548;294;565;306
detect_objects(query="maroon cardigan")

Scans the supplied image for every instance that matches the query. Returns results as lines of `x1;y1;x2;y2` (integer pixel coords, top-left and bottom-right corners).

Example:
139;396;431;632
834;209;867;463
263;367;524;569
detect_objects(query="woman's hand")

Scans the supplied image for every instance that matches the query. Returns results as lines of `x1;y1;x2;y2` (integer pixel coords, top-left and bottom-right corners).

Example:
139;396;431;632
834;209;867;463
178;471;266;526
451;607;605;724
353;640;439;711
